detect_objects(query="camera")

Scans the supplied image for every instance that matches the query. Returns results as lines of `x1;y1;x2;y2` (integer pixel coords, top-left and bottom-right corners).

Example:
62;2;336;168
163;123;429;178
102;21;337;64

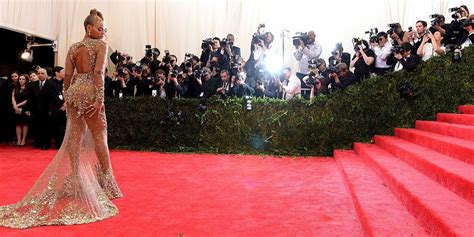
252;33;267;45
134;62;143;74
391;45;404;54
305;72;320;87
352;38;364;51
193;69;202;78
170;70;179;78
221;38;228;47
292;32;310;47
117;67;127;76
449;7;464;19
365;28;379;43
308;58;320;70
445;44;463;62
327;66;338;74
430;14;444;26
387;23;399;35
201;38;213;50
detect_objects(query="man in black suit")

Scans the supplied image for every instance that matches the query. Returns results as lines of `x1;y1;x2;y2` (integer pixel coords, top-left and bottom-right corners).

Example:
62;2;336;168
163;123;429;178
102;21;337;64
45;66;66;149
29;68;50;149
226;34;241;59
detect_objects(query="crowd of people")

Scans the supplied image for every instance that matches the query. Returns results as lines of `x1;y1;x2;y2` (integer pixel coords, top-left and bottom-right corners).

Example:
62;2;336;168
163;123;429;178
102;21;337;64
0;5;473;148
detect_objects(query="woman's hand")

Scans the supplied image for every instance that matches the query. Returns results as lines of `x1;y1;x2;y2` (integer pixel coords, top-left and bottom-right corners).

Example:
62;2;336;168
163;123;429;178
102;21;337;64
86;101;104;118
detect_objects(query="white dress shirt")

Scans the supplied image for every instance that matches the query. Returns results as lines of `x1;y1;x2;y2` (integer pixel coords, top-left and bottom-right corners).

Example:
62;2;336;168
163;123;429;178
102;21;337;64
294;42;322;74
282;75;301;100
374;42;393;69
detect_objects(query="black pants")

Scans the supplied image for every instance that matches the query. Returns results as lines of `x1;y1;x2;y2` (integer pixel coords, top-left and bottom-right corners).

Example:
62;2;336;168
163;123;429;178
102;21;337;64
374;67;391;76
32;112;50;149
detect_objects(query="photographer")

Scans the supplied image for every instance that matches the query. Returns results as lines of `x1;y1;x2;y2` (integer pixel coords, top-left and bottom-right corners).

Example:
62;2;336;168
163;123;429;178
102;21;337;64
200;38;230;71
293;31;322;77
328;63;357;90
445;5;470;45
373;32;393;75
151;69;166;98
215;70;232;99
387;23;410;46
248;25;275;88
117;67;136;97
149;48;161;75
417;31;445;61
328;43;350;67
429;14;449;35
409;20;429;54
302;64;324;100
181;62;203;98
280;67;301;100
135;63;154;96
350;39;375;81
163;70;183;99
393;42;420;72
227;72;255;98
226;34;241;62
461;19;474;47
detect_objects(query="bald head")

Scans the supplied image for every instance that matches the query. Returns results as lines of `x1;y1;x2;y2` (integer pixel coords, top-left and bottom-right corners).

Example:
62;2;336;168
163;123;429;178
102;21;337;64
308;31;316;44
37;68;48;81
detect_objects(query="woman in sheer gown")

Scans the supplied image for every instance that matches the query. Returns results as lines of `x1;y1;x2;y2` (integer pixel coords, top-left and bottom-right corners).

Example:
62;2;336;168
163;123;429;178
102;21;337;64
0;9;122;229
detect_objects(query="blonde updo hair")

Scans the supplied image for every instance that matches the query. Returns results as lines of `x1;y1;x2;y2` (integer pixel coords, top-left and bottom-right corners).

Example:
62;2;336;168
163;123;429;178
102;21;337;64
83;8;104;30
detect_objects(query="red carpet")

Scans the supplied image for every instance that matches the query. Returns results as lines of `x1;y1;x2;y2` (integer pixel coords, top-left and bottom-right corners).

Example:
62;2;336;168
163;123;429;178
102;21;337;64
0;148;362;236
1;105;474;236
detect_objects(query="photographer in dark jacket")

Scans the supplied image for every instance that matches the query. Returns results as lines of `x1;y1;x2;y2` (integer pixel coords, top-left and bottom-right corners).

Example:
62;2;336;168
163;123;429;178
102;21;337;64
350;40;375;81
393;42;421;72
135;64;153;96
163;70;183;99
181;62;203;98
328;63;357;90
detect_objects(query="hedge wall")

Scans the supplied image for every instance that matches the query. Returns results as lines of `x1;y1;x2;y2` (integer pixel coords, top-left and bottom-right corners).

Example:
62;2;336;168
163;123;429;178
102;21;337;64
106;46;474;156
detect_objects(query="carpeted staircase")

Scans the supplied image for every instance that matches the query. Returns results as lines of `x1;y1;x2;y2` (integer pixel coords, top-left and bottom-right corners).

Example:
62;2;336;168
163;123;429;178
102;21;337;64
335;105;474;236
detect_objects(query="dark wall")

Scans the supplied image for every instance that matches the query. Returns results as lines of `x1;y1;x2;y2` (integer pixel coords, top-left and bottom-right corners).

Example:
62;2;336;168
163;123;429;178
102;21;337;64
0;28;54;78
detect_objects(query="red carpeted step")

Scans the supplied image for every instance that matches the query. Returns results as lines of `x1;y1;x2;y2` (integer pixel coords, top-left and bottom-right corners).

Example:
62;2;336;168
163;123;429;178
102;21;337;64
458;105;474;114
374;135;474;204
354;143;474;236
415;120;474;142
437;113;474;126
334;150;427;237
394;128;474;165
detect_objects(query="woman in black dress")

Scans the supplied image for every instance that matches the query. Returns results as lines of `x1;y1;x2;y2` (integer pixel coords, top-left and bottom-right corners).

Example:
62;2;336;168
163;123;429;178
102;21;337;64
11;74;30;146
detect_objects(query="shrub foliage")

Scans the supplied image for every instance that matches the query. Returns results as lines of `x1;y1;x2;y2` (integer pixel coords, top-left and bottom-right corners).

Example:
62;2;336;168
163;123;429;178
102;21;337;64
106;46;474;156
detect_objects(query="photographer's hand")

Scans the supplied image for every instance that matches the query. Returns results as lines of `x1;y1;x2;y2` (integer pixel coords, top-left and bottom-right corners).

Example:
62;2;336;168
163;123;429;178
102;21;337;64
395;53;403;60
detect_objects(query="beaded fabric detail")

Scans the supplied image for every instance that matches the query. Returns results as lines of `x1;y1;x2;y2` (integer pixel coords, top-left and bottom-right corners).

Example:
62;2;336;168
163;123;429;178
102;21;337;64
0;38;122;229
64;38;105;117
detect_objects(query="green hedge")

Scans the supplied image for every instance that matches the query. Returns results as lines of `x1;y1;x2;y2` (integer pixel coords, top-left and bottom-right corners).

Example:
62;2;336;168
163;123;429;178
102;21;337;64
106;46;474;156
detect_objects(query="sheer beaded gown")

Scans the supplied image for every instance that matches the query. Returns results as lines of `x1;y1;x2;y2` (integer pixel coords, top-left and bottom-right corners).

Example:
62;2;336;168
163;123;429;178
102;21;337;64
0;38;122;229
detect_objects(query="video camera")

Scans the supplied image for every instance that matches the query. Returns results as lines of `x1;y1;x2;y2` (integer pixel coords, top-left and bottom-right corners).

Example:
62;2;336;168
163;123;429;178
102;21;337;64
201;38;213;50
365;28;379;43
292;32;310;47
449;7;464;20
